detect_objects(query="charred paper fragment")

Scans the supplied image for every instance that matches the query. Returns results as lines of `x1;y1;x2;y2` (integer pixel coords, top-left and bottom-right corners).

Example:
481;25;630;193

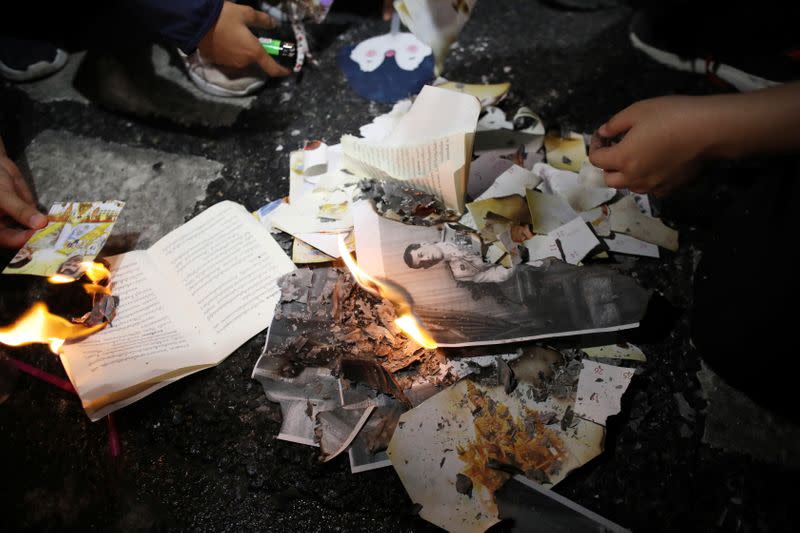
496;356;517;394
73;294;119;327
359;179;460;226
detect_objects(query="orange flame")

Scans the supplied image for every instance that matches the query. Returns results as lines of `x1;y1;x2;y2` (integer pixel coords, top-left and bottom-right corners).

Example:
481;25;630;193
48;261;110;285
338;235;437;349
0;302;106;354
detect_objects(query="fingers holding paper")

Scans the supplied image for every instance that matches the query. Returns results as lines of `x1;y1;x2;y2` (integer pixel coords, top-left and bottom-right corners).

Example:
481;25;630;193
589;96;707;197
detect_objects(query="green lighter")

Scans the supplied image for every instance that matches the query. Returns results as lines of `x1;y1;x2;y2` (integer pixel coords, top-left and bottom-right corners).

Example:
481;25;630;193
259;38;297;58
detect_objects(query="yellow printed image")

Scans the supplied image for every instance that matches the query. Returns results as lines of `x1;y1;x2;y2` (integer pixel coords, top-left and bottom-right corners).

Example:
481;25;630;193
3;201;125;278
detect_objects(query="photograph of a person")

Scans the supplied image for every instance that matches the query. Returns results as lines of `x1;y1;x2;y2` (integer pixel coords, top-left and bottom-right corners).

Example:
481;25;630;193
355;202;650;347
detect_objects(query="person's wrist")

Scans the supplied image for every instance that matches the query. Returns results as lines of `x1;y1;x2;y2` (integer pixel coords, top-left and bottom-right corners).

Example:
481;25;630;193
695;94;744;160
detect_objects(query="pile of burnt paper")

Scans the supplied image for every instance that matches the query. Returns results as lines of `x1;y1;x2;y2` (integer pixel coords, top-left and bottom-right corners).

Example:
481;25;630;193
252;83;675;531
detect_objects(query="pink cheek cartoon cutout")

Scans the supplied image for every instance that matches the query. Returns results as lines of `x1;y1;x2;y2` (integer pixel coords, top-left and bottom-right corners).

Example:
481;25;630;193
350;33;432;73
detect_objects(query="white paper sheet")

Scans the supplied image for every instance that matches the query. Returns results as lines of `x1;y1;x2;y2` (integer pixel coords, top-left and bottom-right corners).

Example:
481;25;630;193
609;195;678;251
574;361;635;425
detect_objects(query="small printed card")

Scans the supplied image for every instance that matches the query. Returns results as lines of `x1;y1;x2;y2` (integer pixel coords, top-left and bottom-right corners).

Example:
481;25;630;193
3;200;124;278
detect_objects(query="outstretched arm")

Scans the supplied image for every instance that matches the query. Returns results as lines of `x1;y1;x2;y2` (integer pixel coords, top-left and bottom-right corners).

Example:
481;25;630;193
589;82;800;196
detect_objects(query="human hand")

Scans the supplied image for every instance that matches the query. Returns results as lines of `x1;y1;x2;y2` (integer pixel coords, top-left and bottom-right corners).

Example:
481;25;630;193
383;0;394;20
0;138;47;249
198;1;291;77
589;96;711;196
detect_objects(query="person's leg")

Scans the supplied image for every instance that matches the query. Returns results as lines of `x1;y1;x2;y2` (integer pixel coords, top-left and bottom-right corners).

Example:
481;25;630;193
691;160;800;421
628;0;800;91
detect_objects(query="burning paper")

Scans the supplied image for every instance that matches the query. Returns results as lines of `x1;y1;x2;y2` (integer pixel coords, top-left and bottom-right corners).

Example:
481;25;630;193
3;200;124;278
354;201;650;347
58;201;295;420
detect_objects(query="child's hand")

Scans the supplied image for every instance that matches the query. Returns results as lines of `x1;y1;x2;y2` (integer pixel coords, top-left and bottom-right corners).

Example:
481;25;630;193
0;138;47;249
198;1;290;77
589;96;710;196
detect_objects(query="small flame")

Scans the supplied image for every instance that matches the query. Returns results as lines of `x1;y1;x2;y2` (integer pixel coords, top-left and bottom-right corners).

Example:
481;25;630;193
0;302;106;354
338;235;437;349
48;261;110;285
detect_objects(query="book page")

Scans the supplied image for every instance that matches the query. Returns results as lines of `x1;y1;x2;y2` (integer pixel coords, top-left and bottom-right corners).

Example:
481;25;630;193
59;250;211;420
150;201;296;356
341;132;466;212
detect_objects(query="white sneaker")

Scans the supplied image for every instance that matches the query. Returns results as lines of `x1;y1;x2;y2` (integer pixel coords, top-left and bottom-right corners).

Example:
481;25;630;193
0;37;68;82
180;50;266;97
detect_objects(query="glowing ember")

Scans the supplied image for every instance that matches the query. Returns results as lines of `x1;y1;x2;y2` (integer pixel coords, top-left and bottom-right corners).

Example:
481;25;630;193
0;302;106;354
338;235;437;349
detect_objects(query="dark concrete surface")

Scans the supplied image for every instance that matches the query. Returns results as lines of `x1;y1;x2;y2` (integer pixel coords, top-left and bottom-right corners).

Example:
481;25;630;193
1;1;797;531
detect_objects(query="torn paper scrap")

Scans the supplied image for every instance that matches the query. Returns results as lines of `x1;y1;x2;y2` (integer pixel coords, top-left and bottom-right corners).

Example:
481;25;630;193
299;140;328;182
253;198;285;231
467;153;514;199
582;343;647;362
359;99;412;142
434;79;511;108
609;195;678;251
5;200;124;278
533;162;616;212
466;195;530;230
578;160;606;188
387;378;605;533
394;0;477;75
252;361;341;446
315;403;376;462
476;164;541;202
295;231;354;259
547;217;601;265
603;233;659;258
268;171;360;234
544;131;588;172
383;85;479;147
580;206;611;237
292;238;334;264
525;189;579;234
574;361;635;425
523;234;561;263
477;106;513;131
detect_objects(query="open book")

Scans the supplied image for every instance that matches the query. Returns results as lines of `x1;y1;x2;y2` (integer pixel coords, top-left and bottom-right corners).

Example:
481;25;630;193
60;201;296;420
341;84;480;213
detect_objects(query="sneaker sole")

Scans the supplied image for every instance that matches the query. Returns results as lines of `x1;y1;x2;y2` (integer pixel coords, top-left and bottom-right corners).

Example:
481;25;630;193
186;68;264;98
0;48;68;82
630;31;779;92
